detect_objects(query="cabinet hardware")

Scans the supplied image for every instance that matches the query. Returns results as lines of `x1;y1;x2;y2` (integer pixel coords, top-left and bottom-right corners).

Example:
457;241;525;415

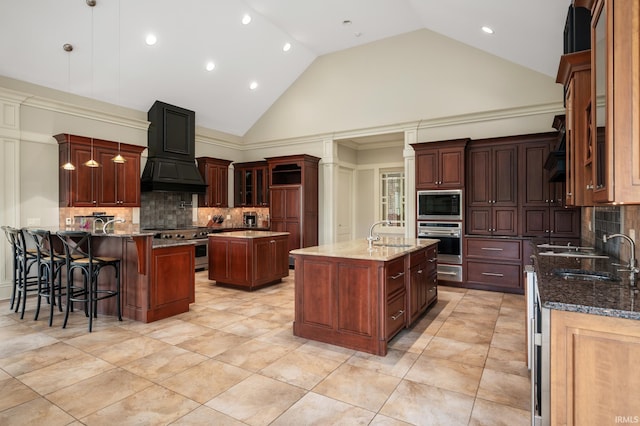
428;258;437;262
417;269;423;274
391;310;405;321
481;247;503;251
390;272;405;280
482;272;504;277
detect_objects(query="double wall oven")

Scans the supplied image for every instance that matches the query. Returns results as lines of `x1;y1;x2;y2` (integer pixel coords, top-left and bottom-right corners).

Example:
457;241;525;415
417;189;463;282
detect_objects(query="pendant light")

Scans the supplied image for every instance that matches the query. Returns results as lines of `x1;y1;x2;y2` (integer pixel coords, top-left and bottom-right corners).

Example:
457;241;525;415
84;138;100;168
112;142;126;163
84;0;100;168
61;44;75;171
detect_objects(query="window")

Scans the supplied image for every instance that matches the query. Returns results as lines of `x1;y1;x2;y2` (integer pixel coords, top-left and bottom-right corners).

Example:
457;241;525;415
380;169;405;227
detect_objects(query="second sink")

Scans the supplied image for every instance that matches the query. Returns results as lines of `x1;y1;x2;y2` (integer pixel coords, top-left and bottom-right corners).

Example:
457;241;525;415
552;268;621;282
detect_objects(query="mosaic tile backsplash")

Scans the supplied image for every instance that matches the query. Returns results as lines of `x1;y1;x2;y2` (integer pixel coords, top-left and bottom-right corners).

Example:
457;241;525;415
140;192;194;229
594;205;622;258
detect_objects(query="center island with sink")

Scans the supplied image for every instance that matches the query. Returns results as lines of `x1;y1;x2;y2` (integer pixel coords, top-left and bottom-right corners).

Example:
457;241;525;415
290;236;439;356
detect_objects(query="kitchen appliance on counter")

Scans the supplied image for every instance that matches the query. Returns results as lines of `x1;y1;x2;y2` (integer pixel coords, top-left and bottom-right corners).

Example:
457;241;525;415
145;226;218;271
243;211;257;227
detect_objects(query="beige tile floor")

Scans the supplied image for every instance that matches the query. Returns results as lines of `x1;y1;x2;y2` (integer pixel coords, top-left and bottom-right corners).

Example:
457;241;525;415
0;271;531;425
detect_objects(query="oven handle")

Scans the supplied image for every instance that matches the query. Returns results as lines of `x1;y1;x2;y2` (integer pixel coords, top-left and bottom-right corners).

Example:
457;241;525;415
419;231;461;237
438;271;459;276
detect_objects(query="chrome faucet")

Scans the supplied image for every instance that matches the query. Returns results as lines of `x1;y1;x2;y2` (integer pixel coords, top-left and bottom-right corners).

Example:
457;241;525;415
367;220;391;248
102;218;125;234
604;233;638;282
92;217;105;233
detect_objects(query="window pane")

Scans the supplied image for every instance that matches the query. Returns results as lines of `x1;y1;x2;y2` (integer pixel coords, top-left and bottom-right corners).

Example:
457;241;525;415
381;170;405;228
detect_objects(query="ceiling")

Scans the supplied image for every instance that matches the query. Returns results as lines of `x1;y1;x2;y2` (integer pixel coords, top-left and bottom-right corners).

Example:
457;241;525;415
0;0;572;137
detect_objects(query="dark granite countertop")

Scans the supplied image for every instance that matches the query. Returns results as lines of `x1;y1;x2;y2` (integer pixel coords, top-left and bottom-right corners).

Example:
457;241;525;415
531;245;640;320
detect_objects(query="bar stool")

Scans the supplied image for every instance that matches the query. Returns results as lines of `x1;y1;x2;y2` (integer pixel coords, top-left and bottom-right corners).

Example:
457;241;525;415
5;227;39;318
27;229;67;326
56;231;122;332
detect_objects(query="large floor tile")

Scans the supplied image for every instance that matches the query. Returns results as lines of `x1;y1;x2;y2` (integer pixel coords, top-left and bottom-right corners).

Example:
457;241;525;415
423;336;489;367
271;392;375;425
469;397;530;425
379;379;475;425
476;368;531;411
120;345;207;382
206;374;307;426
313;364;401;412
0;377;40;411
260;349;343;390
213;339;291;372
404;355;483;397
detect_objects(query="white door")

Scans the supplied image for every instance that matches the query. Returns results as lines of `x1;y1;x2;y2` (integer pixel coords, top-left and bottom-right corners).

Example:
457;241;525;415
337;167;353;242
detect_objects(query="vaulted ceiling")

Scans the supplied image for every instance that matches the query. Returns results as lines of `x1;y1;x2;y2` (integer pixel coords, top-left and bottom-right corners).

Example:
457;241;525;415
0;0;572;136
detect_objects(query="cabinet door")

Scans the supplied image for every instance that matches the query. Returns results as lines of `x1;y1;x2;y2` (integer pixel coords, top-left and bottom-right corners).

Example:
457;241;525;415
493;207;518;236
521;207;550;237
439;147;464;188
493;145;518;206
466;148;491;206
116;151;142;206
551;208;580;238
416;150;438;189
255;166;268;206
467;207;492;235
96;148;118;206
71;145;98;207
521;142;551;206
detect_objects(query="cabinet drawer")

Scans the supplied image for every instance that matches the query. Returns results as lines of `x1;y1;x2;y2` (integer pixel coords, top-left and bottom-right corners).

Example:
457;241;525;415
410;245;437;268
386;257;406;296
466;260;522;289
466;239;521;261
386;292;406;339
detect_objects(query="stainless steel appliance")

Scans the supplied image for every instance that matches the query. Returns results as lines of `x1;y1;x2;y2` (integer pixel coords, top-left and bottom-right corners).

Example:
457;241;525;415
417;221;463;282
525;266;549;426
146;227;214;271
417;189;463;221
243;211;257;227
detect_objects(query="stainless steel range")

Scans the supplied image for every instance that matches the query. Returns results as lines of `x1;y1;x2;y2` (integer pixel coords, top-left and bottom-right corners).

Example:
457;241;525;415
145;227;216;271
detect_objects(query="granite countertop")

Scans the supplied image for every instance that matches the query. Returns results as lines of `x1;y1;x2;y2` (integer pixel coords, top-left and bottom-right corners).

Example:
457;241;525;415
532;244;640;320
290;237;439;262
208;230;289;239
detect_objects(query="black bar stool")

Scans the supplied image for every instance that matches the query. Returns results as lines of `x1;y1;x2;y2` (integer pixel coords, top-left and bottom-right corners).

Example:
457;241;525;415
5;227;39;318
27;229;67;326
56;231;122;332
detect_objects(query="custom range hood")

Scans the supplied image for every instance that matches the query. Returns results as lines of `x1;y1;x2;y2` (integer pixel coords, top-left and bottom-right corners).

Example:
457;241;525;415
141;100;207;193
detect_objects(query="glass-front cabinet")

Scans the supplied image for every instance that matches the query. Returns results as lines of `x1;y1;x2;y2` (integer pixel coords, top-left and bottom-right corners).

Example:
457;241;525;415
590;0;640;203
233;161;268;207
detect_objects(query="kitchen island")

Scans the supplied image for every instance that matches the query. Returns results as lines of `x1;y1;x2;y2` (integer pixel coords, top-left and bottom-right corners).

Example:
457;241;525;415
208;230;290;290
290;237;439;356
52;225;196;323
530;246;640;425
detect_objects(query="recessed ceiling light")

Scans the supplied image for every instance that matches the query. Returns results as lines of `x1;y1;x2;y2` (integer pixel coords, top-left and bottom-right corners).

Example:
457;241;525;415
205;61;215;71
242;14;252;25
283;42;291;52
342;20;352;26
481;26;494;35
145;34;157;45
249;81;258;90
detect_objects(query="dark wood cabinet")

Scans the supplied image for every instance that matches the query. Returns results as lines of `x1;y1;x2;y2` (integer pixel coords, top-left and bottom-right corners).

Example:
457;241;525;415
407;245;437;326
464;238;523;293
197;157;231;208
233;161;268;207
466;140;518;236
208;232;289;290
412;139;468;189
267;155;320;252
519;135;580;241
56;134;144;208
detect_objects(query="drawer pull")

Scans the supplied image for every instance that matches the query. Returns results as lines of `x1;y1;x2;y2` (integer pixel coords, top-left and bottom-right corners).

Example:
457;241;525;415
390;272;405;280
481;272;504;277
429;287;436;292
481;247;503;251
428;258;437;263
439;271;458;276
417;269;423;274
391;310;405;321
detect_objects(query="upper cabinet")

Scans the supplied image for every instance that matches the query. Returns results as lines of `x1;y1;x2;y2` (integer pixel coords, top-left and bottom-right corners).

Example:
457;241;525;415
56;134;145;207
557;50;592;207
412;139;468;189
197;157;231;208
590;0;640;203
233;161;268;207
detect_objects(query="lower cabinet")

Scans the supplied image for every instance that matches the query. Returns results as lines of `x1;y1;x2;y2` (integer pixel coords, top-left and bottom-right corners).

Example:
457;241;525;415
149;244;195;320
464;238;523;293
550;309;640;425
208;233;289;290
408;245;438;325
292;243;437;356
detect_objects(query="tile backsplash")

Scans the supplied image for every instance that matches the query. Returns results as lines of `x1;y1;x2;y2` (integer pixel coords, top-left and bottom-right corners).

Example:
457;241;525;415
140;192;195;229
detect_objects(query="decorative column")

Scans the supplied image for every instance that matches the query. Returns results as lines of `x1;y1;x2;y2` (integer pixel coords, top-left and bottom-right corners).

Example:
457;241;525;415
321;138;338;244
404;128;417;238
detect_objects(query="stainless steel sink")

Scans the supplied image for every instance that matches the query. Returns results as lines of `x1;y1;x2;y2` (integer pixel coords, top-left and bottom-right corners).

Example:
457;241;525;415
552;268;620;282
